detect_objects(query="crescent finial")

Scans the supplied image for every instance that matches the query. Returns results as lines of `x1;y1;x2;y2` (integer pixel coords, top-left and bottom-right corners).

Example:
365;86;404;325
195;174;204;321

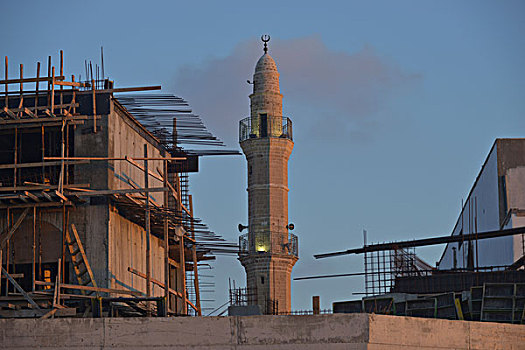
261;35;270;53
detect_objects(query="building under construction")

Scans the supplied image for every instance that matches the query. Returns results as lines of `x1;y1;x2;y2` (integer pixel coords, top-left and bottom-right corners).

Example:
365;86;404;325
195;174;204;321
311;139;525;324
0;52;238;318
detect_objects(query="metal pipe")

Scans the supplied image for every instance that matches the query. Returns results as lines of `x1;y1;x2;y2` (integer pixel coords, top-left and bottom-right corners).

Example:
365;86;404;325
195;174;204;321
314;226;525;259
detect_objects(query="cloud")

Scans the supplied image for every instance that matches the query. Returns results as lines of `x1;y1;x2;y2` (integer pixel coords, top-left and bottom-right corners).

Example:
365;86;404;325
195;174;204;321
171;36;420;146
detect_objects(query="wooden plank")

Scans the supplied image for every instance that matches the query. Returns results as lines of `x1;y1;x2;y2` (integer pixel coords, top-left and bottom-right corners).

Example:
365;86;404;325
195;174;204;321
168;257;180;268
24;191;40;202
92;79;96;132
1;267;41;310
0;183;90;192
53;81;87;87
0;202;72;210
0;272;23;279
34;280;142;296
0;76;65;85
44;156;185;161
54;190;68;201
18;65;23;117
50;67;55;113
23;107;37;118
127;267;185;300
41;191;53;202
3;107;18;119
4;56;8;109
0;120;85;131
126;156;164;182
1;103;80;114
34;62;40;112
163;159;170;314
96;85;161;94
72;187;169;197
0;160;88;170
0;208;30;248
39;308;57;319
53;258;61;307
0;114;92;125
189;195;202;316
0;84;162;96
144;145;151;316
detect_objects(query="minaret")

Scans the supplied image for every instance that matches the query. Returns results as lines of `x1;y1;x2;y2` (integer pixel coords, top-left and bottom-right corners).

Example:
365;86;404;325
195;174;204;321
238;35;298;314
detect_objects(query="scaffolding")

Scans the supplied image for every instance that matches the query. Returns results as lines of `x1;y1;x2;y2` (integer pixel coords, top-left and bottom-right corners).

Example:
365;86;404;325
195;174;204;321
0;51;235;318
363;247;434;297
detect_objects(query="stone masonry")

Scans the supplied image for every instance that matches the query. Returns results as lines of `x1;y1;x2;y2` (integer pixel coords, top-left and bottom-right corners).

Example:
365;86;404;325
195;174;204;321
239;39;298;314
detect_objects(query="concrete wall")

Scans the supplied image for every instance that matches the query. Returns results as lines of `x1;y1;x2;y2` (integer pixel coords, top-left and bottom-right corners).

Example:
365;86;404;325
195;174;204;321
108;210;165;296
108;105;164;204
1;314;524;349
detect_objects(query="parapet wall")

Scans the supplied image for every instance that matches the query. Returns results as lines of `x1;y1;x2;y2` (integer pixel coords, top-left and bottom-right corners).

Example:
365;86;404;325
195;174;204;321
1;314;523;349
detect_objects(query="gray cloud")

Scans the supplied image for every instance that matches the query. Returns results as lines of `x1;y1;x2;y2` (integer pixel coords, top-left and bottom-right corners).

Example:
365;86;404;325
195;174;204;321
171;36;420;146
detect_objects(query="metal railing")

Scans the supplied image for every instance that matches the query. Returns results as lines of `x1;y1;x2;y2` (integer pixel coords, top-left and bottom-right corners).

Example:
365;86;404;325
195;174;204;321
239;115;293;142
239;232;298;257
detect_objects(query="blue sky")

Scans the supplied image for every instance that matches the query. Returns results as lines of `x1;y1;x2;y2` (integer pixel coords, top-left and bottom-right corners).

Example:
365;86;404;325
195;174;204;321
4;0;525;312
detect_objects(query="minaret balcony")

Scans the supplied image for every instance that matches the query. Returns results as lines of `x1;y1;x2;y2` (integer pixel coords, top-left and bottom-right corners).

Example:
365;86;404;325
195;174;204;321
239;232;298;257
239;115;293;142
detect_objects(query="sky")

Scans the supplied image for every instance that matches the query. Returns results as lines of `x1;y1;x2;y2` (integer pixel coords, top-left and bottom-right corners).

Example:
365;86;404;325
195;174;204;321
4;0;525;313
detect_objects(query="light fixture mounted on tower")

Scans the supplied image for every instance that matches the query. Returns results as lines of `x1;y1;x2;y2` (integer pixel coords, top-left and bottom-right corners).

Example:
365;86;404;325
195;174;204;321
261;34;270;53
238;223;249;232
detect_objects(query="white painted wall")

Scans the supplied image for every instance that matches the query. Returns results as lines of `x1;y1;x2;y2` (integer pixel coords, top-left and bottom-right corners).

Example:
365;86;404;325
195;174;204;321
439;142;525;269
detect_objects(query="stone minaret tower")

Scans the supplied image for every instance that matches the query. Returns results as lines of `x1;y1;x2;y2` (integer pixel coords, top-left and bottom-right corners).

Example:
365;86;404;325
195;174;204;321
238;36;298;314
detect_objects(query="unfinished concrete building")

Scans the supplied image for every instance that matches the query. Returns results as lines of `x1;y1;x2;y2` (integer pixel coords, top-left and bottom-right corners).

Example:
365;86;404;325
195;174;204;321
0;52;235;318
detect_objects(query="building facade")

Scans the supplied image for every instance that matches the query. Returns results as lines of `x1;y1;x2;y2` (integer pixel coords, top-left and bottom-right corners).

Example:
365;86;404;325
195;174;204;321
238;38;298;314
438;138;525;270
0;57;227;317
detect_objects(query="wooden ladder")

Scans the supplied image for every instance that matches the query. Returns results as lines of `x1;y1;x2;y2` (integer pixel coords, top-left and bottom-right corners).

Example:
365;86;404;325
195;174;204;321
65;224;98;294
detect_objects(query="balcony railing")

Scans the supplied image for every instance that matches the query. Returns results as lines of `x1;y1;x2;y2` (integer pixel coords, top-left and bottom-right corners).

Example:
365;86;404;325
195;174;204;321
239;115;293;142
239;232;298;257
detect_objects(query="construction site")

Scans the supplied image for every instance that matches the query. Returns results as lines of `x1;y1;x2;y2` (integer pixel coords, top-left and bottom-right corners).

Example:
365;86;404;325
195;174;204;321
0;38;524;349
0;51;240;320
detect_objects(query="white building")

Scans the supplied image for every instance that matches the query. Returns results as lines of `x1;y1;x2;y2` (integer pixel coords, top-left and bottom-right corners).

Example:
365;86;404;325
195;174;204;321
438;139;525;270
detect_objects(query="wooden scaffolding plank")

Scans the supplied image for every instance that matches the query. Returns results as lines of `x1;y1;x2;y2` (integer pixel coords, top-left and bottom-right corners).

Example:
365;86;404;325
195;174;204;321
0;208;30;248
1;266;41;310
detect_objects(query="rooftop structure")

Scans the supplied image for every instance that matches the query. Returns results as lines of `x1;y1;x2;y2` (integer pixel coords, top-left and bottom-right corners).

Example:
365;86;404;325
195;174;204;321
308;138;525;324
